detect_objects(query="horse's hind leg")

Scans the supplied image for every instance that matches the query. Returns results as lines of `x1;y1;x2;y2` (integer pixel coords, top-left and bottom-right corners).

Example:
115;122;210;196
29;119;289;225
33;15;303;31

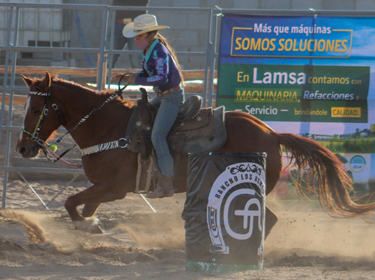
265;206;278;239
64;182;126;233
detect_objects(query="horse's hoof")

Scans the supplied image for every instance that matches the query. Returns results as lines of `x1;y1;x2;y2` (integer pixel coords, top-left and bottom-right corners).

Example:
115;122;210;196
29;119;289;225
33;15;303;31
91;219;105;234
73;217;105;234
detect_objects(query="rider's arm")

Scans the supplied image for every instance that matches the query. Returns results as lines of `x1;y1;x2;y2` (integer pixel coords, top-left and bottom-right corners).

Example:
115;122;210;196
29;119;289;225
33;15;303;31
135;48;169;86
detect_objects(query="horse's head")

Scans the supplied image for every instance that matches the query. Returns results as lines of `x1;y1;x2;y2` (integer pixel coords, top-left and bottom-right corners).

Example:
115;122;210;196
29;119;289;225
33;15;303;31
16;72;63;159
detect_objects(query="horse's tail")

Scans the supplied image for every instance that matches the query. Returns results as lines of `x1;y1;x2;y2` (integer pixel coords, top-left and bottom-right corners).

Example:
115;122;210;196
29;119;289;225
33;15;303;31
276;132;375;217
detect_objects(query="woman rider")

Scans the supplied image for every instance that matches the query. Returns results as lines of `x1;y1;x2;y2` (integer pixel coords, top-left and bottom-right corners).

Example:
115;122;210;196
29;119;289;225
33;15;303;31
119;14;185;199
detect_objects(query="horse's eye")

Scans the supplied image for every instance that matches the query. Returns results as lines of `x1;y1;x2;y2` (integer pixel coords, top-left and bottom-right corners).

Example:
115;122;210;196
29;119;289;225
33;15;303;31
33;109;41;115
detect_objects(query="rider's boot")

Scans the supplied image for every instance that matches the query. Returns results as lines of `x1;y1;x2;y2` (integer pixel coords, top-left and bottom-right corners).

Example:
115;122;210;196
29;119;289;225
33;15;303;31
146;173;174;199
160;174;174;197
146;184;165;198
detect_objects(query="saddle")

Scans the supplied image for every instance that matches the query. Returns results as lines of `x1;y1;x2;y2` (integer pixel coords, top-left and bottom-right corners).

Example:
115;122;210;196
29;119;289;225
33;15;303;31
125;88;227;193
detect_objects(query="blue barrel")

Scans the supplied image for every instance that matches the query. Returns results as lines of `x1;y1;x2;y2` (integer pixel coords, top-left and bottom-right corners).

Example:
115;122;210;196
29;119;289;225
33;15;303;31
182;152;267;274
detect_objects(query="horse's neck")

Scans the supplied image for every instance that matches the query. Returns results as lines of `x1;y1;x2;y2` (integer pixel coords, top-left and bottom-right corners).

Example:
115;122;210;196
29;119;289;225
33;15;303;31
57;86;103;127
56;85;129;148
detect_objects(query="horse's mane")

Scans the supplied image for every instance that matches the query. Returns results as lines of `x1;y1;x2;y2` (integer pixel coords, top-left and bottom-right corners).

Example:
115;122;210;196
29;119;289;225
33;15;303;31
51;76;134;108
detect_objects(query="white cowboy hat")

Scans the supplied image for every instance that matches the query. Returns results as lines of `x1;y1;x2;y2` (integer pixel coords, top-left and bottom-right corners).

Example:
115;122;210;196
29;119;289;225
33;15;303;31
122;14;169;38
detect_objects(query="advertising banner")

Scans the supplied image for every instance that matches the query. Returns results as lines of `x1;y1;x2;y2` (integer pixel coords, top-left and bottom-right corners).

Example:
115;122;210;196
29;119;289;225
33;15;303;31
217;14;375;183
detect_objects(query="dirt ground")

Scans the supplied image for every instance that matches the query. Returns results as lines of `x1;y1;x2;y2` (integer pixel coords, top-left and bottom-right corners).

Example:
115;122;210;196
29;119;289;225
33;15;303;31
1;179;375;280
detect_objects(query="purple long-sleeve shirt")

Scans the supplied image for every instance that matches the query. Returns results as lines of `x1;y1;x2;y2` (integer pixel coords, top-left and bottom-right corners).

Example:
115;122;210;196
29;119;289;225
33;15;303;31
135;39;182;93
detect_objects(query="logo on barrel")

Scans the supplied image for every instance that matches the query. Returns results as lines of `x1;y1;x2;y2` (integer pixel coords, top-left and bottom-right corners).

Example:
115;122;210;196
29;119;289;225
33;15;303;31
207;162;265;255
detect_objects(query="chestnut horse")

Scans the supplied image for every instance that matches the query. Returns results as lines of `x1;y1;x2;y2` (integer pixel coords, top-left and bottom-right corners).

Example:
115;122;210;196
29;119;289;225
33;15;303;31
16;73;375;235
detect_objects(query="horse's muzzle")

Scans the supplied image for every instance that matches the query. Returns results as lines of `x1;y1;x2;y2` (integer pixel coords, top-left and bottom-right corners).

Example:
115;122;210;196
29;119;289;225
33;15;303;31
16;141;41;159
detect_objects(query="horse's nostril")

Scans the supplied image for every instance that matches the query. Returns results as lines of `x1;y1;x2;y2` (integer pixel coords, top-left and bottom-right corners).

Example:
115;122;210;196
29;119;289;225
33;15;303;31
19;146;27;155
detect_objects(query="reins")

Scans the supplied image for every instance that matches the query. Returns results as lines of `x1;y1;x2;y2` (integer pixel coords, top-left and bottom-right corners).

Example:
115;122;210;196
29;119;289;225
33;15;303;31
22;76;130;167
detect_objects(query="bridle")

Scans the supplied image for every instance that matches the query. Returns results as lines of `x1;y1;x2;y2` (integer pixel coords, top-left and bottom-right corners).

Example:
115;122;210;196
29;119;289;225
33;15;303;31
22;87;82;166
21;88;65;152
21;76;130;167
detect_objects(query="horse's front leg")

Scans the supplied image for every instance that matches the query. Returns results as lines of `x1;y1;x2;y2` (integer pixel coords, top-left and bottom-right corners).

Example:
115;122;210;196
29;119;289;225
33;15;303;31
82;202;101;217
64;182;126;233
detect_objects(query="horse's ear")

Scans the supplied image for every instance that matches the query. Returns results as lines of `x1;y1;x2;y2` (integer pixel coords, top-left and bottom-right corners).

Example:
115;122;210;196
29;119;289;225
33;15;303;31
40;72;52;91
21;74;33;88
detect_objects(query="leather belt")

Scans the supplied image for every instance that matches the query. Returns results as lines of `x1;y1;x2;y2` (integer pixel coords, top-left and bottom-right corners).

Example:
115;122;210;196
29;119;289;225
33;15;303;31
156;85;181;97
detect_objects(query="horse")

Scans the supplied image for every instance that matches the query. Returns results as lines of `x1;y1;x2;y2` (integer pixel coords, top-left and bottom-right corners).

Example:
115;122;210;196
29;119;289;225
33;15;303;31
16;72;375;236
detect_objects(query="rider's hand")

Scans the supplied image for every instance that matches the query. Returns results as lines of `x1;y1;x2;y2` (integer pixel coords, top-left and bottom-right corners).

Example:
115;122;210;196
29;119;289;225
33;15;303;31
114;74;123;80
127;74;136;84
113;74;136;84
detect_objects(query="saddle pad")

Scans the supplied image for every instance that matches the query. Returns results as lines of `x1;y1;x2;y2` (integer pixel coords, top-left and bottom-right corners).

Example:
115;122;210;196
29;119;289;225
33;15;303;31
171;108;214;141
169;106;226;154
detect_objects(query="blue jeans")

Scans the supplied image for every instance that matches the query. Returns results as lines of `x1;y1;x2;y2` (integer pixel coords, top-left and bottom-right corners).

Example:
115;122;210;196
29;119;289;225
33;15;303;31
150;88;185;177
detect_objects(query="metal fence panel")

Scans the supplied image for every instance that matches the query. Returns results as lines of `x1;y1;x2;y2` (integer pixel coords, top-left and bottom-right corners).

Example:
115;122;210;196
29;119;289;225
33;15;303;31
0;3;214;208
